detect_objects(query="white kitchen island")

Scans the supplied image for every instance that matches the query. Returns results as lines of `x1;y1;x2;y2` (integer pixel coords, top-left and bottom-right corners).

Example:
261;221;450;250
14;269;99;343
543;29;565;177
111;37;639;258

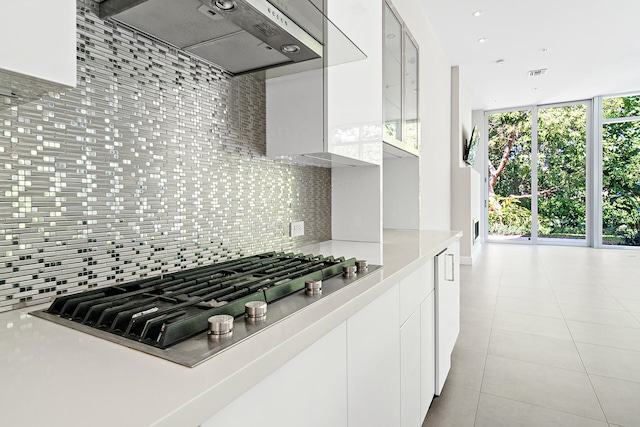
0;229;460;427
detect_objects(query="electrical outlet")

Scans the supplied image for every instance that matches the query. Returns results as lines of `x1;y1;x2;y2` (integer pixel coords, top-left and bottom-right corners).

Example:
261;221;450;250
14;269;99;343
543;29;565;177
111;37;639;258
290;221;304;237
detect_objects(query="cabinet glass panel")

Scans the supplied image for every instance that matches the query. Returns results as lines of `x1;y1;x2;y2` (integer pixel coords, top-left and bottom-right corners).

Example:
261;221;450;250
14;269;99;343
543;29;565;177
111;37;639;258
384;4;402;142
403;34;418;151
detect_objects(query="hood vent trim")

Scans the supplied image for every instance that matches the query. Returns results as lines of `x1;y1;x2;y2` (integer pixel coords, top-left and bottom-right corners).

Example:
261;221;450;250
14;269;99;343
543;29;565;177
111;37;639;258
97;0;364;75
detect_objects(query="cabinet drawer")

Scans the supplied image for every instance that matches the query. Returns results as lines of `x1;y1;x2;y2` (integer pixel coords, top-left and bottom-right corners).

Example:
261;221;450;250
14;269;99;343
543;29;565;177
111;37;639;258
399;259;434;325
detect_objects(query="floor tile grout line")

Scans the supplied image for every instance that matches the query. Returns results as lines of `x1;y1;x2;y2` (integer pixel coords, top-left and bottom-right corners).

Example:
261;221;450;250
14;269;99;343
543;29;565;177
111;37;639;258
540;253;611;425
559;299;640;314
589;372;640;387
492;306;563;320
484;351;587;374
471;255;500;427
478;390;611;424
490;325;573;342
560;316;640;330
608;291;640;327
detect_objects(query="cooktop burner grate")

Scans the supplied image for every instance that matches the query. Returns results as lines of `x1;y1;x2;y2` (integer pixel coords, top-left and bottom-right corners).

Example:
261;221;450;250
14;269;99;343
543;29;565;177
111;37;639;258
32;252;380;366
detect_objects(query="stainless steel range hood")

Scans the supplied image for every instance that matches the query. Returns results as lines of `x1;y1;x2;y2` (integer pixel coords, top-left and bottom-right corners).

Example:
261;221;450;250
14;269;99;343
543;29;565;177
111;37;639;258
96;0;364;75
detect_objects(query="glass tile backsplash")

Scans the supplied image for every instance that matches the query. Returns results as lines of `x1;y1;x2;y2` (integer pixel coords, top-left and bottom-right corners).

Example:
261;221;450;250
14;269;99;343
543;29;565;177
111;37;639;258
0;5;331;312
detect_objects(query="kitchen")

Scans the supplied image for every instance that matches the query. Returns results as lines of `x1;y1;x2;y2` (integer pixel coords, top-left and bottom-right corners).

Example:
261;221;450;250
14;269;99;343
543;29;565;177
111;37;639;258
1;0;462;426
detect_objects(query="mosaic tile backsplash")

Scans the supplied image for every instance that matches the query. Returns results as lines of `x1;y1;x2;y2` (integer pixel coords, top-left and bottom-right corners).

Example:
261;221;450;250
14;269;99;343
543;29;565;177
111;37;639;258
0;5;331;312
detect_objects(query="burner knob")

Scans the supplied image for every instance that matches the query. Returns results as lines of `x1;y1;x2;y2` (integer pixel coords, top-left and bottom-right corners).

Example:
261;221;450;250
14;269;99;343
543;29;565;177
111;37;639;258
208;314;234;337
305;279;323;295
343;264;357;278
245;301;267;320
355;260;368;272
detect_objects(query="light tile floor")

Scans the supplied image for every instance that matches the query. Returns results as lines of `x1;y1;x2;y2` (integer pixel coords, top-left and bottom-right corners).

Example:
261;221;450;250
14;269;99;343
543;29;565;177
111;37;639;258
423;243;640;427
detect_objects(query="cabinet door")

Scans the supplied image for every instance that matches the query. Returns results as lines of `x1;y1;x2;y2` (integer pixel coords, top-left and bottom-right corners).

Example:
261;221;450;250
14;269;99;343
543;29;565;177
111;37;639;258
347;285;400;427
383;3;403;144
267;0;381;166
399;259;434;325
402;33;419;151
420;291;435;418
327;0;383;165
202;322;348;427
382;1;419;157
400;308;421;427
435;242;460;395
1;0;76;87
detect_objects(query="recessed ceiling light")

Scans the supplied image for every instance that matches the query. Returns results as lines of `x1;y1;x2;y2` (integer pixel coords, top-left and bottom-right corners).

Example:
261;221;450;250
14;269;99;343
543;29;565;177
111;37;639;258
386;33;396;39
473;10;484;17
539;48;549;53
478;38;488;43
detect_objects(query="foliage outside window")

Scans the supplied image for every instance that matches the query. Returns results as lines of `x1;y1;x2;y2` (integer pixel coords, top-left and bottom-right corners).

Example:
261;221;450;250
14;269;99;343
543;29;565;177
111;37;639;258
487;95;640;246
487;110;533;237
488;105;588;241
602;95;640;246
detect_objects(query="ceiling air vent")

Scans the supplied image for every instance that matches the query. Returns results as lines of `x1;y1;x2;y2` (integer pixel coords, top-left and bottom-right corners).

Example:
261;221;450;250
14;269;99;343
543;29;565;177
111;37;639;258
528;68;547;77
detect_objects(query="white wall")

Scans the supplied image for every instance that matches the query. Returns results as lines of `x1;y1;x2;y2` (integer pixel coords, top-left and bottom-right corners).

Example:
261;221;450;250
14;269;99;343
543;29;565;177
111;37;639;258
390;0;453;230
333;166;383;242
266;69;324;157
383;157;420;229
451;66;482;263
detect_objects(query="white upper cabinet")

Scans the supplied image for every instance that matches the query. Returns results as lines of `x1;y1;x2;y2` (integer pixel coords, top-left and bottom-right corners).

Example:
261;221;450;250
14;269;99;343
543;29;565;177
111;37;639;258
383;1;419;158
384;4;402;144
0;0;76;107
325;0;383;166
266;0;382;167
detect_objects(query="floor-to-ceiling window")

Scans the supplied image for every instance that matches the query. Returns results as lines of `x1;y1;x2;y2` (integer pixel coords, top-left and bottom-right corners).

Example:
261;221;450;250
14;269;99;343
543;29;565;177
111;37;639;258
487;109;533;242
600;94;640;247
537;103;588;244
486;102;589;245
485;94;640;249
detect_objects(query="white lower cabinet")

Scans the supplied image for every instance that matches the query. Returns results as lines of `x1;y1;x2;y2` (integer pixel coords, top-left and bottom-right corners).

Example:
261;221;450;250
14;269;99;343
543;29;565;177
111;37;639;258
400;308;421;427
202;322;348;427
347;285;401;427
202;246;458;427
399;259;436;427
435;242;460;395
420;292;435;418
399;260;433;324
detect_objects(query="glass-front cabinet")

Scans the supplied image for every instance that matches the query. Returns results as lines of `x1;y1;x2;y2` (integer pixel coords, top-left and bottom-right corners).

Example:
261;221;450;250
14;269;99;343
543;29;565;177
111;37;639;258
383;1;419;157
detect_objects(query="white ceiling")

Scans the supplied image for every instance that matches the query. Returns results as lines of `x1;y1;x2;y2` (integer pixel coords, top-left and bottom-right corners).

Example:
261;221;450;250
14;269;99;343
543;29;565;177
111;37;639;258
420;0;640;111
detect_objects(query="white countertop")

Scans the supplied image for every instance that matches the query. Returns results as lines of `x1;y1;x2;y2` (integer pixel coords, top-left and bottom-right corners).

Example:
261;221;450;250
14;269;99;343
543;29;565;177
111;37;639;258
0;229;461;427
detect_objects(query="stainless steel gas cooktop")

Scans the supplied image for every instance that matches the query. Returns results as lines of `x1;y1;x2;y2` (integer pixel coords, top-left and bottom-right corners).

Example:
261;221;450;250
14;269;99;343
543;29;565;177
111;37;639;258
32;252;380;367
